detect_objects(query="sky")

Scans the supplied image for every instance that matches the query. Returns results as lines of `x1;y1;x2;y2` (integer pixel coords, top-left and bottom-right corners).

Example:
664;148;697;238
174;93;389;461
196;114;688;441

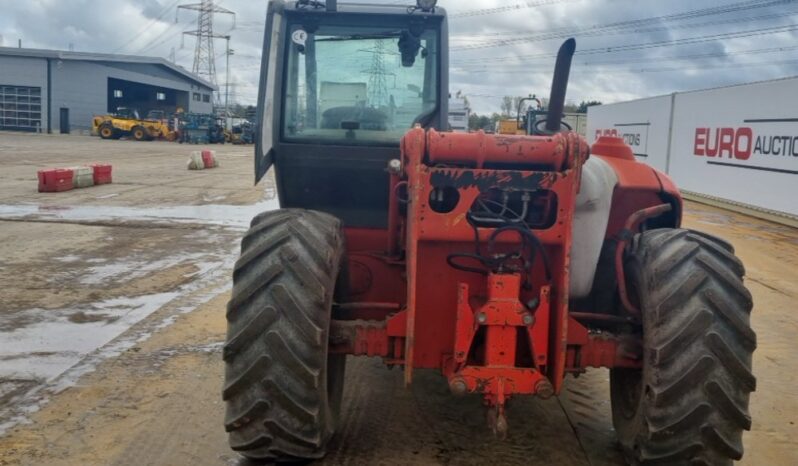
1;0;796;114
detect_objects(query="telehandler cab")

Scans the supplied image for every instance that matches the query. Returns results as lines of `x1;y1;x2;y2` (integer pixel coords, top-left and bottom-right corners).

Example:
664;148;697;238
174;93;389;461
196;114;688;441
223;1;756;464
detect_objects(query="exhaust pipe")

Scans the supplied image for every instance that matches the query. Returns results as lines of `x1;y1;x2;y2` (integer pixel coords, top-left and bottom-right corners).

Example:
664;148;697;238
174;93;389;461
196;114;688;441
545;38;576;133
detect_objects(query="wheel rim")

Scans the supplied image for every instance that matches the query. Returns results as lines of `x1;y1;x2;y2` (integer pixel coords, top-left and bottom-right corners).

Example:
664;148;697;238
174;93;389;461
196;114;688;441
101;128;111;137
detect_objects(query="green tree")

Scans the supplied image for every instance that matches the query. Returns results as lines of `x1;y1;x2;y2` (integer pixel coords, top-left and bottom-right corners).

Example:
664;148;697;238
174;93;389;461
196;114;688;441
490;112;502;127
479;115;492;130
468;113;503;131
501;96;533;117
468;113;481;130
577;100;602;113
245;105;257;121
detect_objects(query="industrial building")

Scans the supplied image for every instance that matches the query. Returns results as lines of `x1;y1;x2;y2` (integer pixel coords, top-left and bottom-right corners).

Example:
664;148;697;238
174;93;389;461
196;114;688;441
0;47;216;134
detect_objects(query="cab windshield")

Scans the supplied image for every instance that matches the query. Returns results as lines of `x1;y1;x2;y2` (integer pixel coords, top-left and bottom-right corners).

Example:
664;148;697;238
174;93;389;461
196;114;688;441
282;23;438;145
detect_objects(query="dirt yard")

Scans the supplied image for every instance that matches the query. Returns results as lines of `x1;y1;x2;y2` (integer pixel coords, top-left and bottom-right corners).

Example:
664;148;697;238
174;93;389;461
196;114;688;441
0;132;795;465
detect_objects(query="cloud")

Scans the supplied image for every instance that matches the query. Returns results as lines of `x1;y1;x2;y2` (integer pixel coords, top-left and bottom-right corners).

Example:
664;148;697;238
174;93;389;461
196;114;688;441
2;0;796;113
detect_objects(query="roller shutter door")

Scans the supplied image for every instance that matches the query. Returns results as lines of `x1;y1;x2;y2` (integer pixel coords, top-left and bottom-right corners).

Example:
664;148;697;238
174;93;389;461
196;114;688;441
0;85;42;132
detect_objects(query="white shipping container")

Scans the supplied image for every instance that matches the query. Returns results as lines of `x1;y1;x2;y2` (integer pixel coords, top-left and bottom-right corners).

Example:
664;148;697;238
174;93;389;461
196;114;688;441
586;95;673;172
669;77;798;217
563;112;588;137
586;76;798;219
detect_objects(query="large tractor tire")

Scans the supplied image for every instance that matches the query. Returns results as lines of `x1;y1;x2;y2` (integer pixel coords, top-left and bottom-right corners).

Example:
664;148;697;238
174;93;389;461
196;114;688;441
131;126;149;141
223;209;347;461
98;123;116;140
611;229;756;466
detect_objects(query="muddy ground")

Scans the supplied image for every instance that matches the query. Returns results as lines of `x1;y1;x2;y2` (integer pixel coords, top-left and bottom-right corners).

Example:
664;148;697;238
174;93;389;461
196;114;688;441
0;132;796;465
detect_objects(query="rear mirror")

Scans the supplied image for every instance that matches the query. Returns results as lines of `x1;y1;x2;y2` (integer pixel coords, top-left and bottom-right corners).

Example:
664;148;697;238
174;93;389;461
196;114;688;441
341;120;360;140
398;30;421;67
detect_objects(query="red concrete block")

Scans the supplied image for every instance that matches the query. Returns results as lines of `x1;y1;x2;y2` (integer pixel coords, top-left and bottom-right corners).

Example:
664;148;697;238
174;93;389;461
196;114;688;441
201;150;216;169
38;168;74;192
90;163;113;185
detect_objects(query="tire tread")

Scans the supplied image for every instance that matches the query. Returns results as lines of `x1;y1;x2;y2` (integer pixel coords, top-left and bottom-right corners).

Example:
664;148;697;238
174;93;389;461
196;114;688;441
223;208;345;461
611;228;756;465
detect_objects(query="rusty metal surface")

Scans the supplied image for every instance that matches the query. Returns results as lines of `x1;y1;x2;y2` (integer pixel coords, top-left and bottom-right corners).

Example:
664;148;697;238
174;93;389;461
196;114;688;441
401;127;589;399
329;319;391;357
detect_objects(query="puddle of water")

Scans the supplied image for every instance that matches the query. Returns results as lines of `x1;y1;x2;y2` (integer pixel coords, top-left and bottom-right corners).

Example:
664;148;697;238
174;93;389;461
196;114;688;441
202;194;227;203
0;278;234;435
0;292;179;381
0;197;279;229
54;255;81;263
0;243;237;430
0;192;273;431
77;252;209;286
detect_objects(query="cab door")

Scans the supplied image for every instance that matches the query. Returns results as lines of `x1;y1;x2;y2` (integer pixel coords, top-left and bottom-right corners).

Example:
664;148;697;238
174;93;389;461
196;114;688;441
254;0;285;183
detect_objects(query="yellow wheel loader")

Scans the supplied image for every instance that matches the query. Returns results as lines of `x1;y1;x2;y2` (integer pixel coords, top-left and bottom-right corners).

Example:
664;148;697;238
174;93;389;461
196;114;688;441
92;108;176;141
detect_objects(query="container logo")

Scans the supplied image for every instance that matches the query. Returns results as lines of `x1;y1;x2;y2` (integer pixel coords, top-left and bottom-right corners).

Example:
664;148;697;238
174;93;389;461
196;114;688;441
693;118;798;175
693;127;754;160
594;122;649;158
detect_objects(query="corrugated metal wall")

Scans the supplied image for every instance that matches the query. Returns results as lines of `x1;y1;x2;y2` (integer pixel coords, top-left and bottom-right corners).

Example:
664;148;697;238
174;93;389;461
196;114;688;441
0;55;49;131
51;61;214;131
1;54;215;133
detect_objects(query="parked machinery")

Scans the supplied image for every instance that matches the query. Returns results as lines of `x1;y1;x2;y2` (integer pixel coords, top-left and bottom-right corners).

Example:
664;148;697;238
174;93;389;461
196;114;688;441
177;113;226;144
225;121;255;144
495;118;527;135
92;108;175;141
223;2;757;465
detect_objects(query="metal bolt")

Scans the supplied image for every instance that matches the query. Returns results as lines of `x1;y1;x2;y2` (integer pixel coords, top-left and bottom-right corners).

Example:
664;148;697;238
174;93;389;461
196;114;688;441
522;314;534;326
387;158;402;174
449;378;468;396
477;312;487;324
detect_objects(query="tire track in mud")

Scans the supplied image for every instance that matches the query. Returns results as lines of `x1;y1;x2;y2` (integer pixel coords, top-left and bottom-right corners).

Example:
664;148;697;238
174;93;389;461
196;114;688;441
558;370;626;466
319;358;620;465
110;350;230;466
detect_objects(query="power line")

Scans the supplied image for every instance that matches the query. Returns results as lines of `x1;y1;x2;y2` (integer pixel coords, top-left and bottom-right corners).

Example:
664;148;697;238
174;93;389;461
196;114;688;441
111;0;182;54
457;45;798;72
455;10;796;52
463;57;798;75
141;17;235;57
453;23;798;64
460;53;797;96
138;24;183;54
450;10;794;42
454;12;798;67
452;0;796;50
578;45;798;66
450;0;577;18
633;58;798;73
235;0;579;26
